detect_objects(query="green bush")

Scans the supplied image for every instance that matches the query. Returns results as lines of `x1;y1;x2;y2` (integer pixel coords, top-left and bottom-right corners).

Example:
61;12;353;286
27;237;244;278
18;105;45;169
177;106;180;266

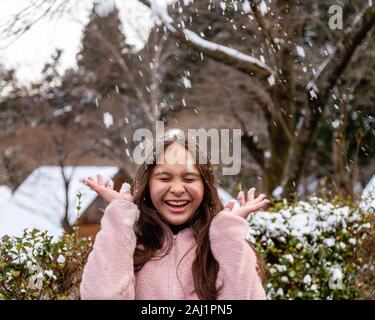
0;228;92;300
247;196;373;299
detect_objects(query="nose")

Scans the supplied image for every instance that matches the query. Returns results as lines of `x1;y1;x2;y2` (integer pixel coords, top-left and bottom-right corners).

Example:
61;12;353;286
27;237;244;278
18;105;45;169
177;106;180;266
169;181;185;195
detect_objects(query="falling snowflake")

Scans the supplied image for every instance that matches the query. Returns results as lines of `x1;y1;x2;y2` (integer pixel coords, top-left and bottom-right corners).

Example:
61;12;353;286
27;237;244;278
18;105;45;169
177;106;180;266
181;76;191;88
242;0;251;13
259;0;268;15
296;45;306;58
309;88;318;100
103;112;114;129
267;74;275;86
331;119;341;129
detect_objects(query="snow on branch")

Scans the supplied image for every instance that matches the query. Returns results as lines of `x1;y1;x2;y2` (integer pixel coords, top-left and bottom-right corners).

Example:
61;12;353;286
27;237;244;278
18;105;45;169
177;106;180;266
139;0;274;78
183;29;274;74
149;0;176;32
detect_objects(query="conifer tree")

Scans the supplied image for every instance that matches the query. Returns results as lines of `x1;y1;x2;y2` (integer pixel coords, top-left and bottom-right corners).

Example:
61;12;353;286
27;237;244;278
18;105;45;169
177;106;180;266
77;3;133;96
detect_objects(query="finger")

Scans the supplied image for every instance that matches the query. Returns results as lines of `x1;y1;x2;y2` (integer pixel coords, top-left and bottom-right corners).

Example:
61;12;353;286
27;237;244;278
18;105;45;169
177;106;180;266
85;179;101;193
97;174;104;186
252;193;266;203
87;176;98;188
247;188;255;202
236;199;270;218
105;179;114;189
80;177;92;187
247;199;270;212
223;201;235;212
237;191;246;206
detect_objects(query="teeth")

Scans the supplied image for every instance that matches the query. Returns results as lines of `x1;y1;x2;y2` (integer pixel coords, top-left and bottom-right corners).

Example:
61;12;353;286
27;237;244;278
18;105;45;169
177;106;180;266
166;200;189;206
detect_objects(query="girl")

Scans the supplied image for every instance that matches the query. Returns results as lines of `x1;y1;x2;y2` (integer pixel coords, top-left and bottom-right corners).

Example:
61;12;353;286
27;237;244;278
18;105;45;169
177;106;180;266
80;135;269;300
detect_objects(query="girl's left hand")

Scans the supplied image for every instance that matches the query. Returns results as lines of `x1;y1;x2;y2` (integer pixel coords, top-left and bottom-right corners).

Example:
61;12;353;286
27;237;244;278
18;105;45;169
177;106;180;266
223;188;270;219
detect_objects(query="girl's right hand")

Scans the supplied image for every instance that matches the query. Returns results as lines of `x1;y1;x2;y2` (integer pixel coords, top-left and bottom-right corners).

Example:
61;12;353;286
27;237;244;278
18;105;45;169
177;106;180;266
80;174;133;204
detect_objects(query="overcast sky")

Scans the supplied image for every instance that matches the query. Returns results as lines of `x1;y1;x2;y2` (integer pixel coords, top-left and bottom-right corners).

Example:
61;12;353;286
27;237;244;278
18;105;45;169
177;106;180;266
0;0;169;84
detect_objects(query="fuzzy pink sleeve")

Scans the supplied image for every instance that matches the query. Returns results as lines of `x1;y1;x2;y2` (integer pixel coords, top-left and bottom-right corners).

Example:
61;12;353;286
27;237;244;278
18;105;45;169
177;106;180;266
209;210;266;300
80;200;140;300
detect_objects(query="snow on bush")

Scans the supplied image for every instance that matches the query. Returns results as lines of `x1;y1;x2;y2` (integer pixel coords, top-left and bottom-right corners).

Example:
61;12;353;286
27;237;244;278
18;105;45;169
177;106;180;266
0;228;92;300
247;196;373;299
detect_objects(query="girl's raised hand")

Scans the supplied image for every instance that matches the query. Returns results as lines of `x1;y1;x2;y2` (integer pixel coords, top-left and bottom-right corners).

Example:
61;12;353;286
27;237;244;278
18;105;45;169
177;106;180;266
223;187;270;219
80;174;133;204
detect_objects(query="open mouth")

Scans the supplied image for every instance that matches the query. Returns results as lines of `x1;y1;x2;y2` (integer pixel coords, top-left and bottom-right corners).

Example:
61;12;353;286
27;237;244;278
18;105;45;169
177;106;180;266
164;200;191;213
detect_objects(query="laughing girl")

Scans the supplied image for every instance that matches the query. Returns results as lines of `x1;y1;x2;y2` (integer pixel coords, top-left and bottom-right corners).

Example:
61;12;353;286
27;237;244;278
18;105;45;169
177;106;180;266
80;135;269;300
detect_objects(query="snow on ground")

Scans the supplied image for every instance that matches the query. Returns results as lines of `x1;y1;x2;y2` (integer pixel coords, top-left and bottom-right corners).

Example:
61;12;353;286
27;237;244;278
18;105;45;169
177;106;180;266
0;166;119;238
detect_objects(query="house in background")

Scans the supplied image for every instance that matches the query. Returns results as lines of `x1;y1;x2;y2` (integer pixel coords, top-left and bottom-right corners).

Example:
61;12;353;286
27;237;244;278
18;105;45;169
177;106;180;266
0;185;12;205
362;175;375;196
0;166;129;239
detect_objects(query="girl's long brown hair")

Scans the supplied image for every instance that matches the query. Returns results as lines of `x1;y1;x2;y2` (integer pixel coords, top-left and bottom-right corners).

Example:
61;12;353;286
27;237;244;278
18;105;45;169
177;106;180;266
130;135;266;299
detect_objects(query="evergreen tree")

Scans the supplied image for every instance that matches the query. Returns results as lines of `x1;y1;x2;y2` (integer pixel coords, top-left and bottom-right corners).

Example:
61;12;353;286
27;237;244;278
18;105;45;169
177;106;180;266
77;3;133;96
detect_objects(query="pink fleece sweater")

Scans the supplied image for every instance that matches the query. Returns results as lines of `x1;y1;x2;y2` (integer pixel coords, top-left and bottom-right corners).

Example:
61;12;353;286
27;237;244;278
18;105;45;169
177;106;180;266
80;200;266;300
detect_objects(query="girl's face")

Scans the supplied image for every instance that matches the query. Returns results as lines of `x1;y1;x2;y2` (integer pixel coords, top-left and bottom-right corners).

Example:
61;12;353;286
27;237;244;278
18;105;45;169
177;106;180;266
149;142;204;226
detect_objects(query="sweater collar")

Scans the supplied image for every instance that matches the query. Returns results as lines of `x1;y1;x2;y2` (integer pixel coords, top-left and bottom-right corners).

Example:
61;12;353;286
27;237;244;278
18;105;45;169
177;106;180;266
168;221;191;235
163;225;195;244
158;227;196;255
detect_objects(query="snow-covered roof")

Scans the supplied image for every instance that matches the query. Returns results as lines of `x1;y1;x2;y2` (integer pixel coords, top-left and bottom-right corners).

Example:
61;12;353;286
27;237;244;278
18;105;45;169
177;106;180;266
360;174;375;213
363;175;375;196
0;166;119;238
0;185;12;206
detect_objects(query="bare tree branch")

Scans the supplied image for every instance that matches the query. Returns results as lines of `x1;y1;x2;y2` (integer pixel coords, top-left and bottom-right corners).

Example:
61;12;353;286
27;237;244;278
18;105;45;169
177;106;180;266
0;0;70;49
282;4;375;195
307;5;375;101
249;0;278;57
138;0;274;79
